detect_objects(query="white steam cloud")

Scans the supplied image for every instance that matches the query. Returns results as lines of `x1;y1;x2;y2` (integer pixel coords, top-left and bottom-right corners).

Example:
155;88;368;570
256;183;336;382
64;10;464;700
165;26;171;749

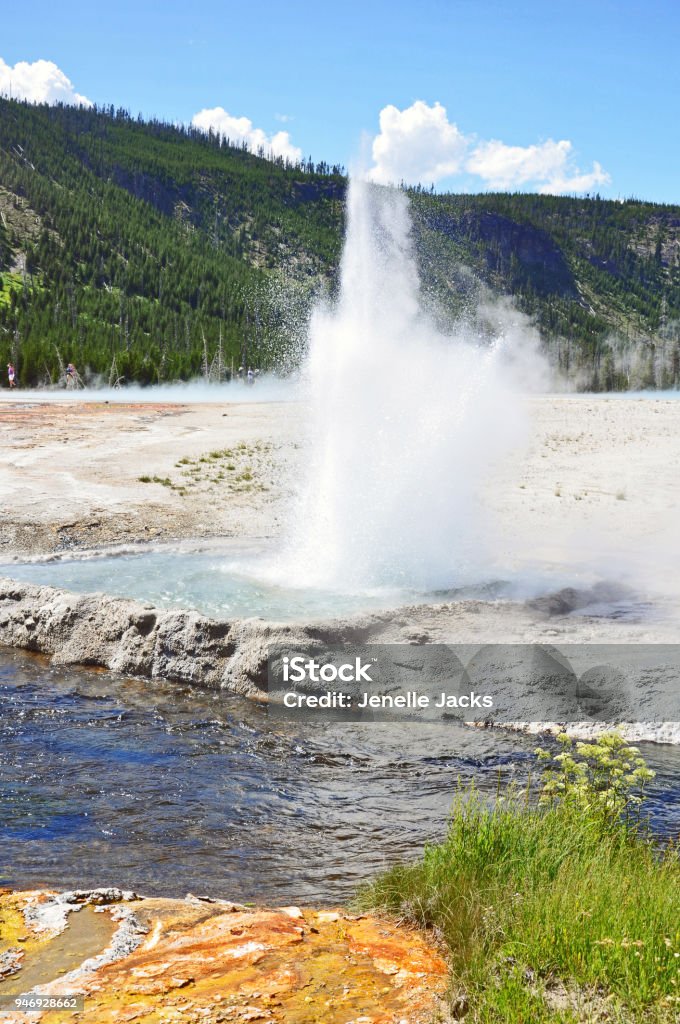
272;178;541;593
0;57;92;107
191;107;302;163
368;100;611;195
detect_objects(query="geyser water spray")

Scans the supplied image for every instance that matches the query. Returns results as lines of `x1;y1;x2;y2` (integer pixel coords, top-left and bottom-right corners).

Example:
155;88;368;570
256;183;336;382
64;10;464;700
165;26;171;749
275;177;528;593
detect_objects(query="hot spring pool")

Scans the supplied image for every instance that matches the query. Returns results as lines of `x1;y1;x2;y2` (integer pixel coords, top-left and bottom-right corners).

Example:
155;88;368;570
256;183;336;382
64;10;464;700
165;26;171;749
0;543;654;624
0;545;510;621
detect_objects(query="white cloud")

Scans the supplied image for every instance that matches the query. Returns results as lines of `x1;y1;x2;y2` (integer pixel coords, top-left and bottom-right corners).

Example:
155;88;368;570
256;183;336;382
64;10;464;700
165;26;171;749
368;101;467;186
191;106;302;163
468;138;610;194
467;138;572;189
368;100;611;195
0;57;91;106
536;160;611;196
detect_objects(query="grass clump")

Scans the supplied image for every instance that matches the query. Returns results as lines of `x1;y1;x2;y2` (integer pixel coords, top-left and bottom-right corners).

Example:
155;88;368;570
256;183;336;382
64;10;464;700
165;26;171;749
137;474;173;487
358;733;679;1022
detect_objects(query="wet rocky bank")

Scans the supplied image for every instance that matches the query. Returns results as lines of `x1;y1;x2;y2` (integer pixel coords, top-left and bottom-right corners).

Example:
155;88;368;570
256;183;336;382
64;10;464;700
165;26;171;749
1;577;678;745
0;577;350;698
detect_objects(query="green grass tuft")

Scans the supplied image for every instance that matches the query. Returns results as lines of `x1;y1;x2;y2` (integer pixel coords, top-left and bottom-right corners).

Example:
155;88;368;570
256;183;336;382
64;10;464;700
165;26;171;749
357;734;680;1022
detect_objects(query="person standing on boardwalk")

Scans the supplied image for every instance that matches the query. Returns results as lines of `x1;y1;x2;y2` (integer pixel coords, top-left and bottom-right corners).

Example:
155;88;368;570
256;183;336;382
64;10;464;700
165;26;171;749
7;363;16;388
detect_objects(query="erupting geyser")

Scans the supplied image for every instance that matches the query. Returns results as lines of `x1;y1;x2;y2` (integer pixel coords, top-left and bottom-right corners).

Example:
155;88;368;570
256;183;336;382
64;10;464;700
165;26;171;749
276;177;527;593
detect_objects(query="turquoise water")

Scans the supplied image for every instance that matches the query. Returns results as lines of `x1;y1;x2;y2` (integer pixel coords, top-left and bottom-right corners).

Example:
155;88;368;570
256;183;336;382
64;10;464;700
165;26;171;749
0;547;512;621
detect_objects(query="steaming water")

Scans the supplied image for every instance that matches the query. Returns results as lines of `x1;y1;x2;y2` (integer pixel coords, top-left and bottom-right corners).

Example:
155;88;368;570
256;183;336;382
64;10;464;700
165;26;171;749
0;377;295;404
2;649;679;902
270;178;526;593
3;544;655;624
0;544;519;621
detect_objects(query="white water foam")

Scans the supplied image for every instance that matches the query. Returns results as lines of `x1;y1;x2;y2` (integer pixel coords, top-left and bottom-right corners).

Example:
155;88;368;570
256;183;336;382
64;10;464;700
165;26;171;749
271;178;532;592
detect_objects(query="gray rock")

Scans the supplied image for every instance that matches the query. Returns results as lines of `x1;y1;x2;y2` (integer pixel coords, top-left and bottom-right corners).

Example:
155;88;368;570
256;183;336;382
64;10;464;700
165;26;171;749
0;577;351;695
0;947;23;978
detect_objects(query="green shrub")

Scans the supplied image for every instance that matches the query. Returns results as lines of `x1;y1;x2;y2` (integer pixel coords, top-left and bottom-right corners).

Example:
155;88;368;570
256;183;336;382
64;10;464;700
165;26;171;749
358;733;679;1022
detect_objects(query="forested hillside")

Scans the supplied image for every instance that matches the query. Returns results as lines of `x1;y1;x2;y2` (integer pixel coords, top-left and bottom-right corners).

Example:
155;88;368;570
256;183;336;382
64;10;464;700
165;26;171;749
411;190;680;388
0;99;344;384
1;98;678;388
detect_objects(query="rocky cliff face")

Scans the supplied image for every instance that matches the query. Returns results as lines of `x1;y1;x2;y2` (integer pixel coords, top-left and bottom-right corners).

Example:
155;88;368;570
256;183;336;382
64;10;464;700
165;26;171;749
420;207;579;299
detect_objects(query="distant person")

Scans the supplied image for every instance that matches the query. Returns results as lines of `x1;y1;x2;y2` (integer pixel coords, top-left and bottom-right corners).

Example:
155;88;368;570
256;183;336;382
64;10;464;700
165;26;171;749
7;363;16;388
247;368;254;386
65;362;76;385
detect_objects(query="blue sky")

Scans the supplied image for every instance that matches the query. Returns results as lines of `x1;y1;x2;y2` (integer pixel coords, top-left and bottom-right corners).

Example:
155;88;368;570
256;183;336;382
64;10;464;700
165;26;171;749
1;0;678;201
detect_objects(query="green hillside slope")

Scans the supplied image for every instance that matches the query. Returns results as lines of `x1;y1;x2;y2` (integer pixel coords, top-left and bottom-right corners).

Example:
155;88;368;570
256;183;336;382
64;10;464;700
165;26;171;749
411;189;680;388
0;98;678;388
0;99;343;384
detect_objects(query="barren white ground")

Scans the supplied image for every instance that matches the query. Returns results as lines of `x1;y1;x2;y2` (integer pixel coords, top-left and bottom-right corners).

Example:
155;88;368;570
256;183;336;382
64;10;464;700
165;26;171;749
1;392;679;645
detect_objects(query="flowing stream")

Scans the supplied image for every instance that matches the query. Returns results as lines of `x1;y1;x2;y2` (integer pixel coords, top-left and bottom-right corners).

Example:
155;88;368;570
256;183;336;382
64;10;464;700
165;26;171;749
2;649;679;904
